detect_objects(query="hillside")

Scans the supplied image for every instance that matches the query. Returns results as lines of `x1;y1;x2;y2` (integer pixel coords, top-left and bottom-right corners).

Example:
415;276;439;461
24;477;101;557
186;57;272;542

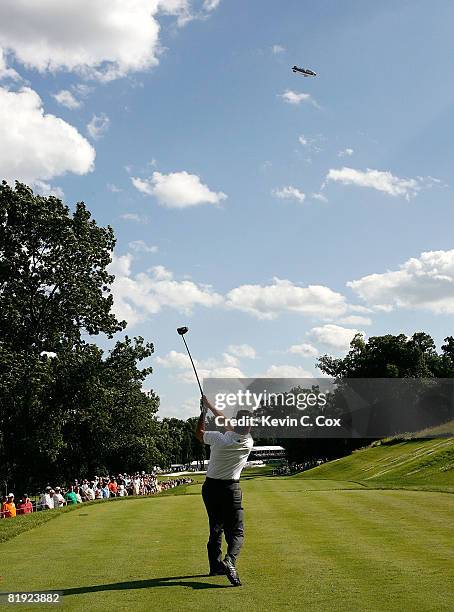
297;437;454;491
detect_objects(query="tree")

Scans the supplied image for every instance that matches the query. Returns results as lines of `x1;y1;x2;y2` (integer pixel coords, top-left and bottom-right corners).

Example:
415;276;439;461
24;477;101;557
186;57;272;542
0;181;124;354
0;182;161;491
279;332;454;465
317;332;454;378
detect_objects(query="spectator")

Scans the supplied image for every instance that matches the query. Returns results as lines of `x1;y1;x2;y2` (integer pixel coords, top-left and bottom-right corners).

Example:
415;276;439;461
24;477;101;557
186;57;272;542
84;483;95;501
53;487;66;508
16;494;33;514
118;484;128;497
101;482;110;499
1;495;7;518
0;471;192;516
133;474;140;496
64;485;78;505
108;479;118;497
40;487;54;510
2;493;17;518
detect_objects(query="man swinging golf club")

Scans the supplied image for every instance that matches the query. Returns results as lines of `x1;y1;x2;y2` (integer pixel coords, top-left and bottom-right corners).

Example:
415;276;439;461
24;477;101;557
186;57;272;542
176;325;253;587
196;395;253;587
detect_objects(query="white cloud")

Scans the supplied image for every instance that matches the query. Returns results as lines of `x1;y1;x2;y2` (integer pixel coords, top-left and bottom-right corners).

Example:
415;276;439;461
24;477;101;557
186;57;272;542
222;353;240;367
272;44;285;54
311;192;328;203
326;167;421;200
159;397;199;420
160;0;221;25
203;0;221;11
107;183;122;193
178;365;245;384
337;148;354;157
87;113;110;139
0;86;95;185
262;365;313;378
157;349;244;384
287;342;319;357
72;83;92;98
348;249;454;314
279;90;318;107
33;180;64;199
0;1;222;82
128;240;158;253
109;252;133;277
308;324;362;351
108;255;223;326
0;0;162;81
156;350;191;370
226;344;257;359
273;186;306;203
158;0;193;27
119;213;147;223
132;170;227;208
298;133;323;154
53;89;81;110
226;278;348;320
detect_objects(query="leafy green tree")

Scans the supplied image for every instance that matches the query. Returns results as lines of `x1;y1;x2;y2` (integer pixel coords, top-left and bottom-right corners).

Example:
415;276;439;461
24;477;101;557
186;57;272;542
0;182;161;491
54;337;160;480
317;332;454;378
279;332;454;465
0;181;124;353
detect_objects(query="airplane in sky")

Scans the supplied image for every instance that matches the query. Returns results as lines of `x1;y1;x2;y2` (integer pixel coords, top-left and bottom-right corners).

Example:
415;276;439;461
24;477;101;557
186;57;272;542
292;65;317;77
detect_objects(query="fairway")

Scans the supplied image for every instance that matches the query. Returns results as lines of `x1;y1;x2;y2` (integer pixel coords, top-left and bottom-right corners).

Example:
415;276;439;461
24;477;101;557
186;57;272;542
1;474;453;611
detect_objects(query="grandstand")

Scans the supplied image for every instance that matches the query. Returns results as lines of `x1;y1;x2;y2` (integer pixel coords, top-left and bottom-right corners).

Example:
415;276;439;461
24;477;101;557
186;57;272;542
249;445;286;460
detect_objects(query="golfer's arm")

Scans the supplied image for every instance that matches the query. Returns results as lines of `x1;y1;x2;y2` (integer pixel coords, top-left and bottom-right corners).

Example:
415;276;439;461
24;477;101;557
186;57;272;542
202;396;234;432
195;411;205;442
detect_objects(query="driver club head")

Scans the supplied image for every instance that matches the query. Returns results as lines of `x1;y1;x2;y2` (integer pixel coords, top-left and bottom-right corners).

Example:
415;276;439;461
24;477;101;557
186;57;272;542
177;326;188;336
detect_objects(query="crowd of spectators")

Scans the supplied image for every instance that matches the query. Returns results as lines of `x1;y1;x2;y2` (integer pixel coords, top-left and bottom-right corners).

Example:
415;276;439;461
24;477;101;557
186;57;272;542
273;459;328;476
1;472;193;519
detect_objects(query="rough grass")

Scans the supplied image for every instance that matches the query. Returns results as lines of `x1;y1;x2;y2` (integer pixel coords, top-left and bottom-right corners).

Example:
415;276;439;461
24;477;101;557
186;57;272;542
297;437;454;491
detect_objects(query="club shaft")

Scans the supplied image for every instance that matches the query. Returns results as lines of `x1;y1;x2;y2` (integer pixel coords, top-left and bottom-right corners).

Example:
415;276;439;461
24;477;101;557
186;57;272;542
182;335;203;396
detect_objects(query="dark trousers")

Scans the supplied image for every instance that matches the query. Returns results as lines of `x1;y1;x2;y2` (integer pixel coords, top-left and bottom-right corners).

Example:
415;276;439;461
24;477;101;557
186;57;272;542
202;478;244;571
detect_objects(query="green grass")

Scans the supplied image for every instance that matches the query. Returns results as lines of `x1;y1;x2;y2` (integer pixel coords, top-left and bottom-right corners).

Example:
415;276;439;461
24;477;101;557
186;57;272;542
1;456;453;612
1;444;453;610
0;486;194;544
297;437;454;492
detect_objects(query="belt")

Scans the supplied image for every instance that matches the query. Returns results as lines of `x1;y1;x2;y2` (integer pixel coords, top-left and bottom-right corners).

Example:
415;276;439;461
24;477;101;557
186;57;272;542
205;477;239;485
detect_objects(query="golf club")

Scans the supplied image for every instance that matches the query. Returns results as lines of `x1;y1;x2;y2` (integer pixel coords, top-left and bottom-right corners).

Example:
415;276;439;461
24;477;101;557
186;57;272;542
176;326;203;397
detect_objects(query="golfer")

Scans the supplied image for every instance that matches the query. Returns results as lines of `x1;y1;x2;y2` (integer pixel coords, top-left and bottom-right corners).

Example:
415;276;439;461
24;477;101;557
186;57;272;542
196;395;253;587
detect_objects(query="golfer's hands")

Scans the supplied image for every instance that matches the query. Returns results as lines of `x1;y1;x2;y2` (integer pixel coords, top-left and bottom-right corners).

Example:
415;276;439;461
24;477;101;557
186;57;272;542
201;395;211;413
200;397;207;414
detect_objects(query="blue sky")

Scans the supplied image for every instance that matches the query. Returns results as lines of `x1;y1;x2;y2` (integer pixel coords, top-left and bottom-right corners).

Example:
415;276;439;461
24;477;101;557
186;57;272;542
1;0;454;418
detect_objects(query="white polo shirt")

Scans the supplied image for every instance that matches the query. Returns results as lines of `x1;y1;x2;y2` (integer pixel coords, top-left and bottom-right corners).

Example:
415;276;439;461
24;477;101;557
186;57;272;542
40;493;54;509
203;430;253;480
